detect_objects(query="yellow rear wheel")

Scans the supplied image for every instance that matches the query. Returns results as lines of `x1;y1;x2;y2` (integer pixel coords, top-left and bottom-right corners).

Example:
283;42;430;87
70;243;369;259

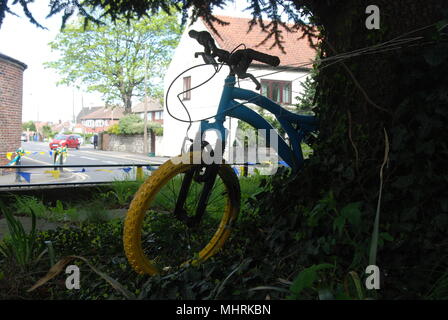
123;152;240;275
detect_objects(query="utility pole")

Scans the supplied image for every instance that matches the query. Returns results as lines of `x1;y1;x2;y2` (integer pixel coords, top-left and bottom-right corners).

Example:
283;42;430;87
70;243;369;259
143;43;149;155
72;88;75;124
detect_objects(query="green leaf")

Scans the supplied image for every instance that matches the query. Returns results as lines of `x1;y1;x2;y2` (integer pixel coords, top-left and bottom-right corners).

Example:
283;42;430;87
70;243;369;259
340;202;362;227
379;232;394;242
290;268;318;296
289;264;333;298
333;216;345;235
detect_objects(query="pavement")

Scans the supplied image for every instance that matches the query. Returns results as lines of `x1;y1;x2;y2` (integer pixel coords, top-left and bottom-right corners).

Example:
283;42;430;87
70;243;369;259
0;216;63;240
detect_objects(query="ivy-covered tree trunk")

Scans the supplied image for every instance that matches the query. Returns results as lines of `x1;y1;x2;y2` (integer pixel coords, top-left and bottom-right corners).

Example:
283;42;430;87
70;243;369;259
257;0;448;298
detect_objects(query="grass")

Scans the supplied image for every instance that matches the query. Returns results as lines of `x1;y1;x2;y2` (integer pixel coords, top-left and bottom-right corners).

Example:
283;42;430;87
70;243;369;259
151;169;264;217
12;195;78;223
103;179;143;207
0;202;46;270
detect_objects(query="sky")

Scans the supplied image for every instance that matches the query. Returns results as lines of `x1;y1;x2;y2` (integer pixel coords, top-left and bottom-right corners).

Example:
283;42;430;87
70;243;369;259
0;2;103;123
0;1;256;123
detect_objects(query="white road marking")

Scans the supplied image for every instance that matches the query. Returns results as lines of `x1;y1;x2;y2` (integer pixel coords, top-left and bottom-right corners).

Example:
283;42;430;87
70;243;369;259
79;156;99;161
23;156;53;166
78;150;157;162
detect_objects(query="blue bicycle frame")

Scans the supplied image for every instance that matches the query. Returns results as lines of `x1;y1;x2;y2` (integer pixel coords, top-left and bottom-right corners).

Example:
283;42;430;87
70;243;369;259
196;75;318;172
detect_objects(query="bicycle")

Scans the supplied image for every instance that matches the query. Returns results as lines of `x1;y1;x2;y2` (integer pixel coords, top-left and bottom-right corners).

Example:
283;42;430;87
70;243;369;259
123;30;318;275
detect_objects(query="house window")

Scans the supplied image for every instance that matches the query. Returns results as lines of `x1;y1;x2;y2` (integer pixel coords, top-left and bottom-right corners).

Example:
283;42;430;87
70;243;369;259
155;111;163;120
260;80;292;104
183;76;191;100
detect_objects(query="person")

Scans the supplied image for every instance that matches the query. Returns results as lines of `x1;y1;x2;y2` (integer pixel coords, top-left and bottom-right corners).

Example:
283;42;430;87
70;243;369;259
93;134;98;149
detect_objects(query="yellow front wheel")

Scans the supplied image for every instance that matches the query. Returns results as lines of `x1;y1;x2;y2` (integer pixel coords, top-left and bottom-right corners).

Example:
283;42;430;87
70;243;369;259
123;152;241;275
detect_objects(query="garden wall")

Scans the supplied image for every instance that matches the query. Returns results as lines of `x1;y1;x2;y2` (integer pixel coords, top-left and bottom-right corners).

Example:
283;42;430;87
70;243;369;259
101;133;162;155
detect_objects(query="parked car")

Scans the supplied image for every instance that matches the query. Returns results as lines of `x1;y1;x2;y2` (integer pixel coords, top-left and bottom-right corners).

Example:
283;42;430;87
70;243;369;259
21;132;27;142
49;134;80;150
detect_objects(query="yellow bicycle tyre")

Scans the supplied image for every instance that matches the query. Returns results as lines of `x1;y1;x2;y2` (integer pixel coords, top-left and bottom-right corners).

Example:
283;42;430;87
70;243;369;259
123;152;241;275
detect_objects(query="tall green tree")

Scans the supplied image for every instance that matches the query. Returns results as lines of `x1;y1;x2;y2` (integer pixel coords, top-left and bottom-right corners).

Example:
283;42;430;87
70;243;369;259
45;12;181;113
41;125;54;139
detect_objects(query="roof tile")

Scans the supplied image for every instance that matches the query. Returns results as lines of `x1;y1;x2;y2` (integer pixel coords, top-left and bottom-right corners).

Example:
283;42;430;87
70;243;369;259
80;107;125;120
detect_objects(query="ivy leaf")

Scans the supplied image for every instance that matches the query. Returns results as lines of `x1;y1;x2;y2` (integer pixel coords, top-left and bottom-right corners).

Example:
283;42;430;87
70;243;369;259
289;264;333;298
341;202;362;227
333;216;345;235
379;232;394;242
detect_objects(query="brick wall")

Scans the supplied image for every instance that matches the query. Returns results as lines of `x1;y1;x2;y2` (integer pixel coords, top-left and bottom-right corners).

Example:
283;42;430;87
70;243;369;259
0;53;27;166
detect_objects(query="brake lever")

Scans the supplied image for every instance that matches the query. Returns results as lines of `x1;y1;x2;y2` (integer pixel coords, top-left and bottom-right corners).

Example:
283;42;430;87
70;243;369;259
238;72;261;90
194;52;218;66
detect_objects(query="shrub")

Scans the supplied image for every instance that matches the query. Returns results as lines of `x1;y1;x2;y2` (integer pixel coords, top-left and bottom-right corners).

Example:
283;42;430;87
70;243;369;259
111;115;163;136
106;123;120;135
118;115;144;135
148;122;163;136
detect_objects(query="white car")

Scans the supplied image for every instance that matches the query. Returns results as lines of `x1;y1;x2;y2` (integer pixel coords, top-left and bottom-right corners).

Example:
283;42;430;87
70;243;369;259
21;133;27;142
73;134;84;145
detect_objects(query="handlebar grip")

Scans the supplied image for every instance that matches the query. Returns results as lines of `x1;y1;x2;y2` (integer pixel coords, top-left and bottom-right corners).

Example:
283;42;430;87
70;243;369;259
188;30;202;41
247;49;280;67
188;30;216;50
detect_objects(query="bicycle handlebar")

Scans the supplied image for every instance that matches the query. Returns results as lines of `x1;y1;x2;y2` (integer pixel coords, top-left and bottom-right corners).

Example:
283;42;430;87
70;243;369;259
188;29;280;69
245;49;280;67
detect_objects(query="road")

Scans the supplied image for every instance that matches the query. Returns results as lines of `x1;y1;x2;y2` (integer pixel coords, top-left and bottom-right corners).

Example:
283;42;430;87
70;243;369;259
0;141;169;186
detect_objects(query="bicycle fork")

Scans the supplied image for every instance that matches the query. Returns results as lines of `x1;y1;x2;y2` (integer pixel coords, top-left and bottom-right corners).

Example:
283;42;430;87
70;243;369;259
174;164;220;228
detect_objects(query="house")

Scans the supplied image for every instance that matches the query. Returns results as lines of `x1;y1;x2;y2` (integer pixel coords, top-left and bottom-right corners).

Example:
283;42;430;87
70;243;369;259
162;15;317;157
76;106;102;124
51;120;72;134
132;98;164;124
80;106;125;133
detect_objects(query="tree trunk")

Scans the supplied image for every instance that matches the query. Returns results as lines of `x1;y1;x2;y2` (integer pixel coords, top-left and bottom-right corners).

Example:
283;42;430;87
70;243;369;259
275;0;448;298
122;93;133;114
